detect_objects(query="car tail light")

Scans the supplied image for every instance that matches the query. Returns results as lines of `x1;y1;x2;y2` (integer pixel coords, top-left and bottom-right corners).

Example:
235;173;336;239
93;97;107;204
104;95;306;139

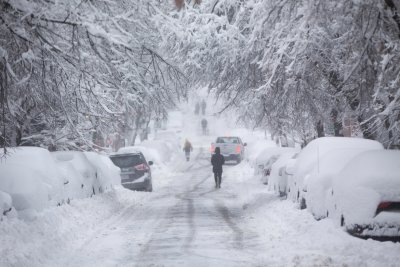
376;201;400;215
210;144;215;153
235;145;241;153
134;163;149;171
378;202;391;210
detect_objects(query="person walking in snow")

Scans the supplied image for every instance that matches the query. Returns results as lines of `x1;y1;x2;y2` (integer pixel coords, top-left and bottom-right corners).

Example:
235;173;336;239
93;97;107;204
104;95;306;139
211;147;225;188
201;118;208;135
195;102;200;115
201;100;206;115
183;139;193;161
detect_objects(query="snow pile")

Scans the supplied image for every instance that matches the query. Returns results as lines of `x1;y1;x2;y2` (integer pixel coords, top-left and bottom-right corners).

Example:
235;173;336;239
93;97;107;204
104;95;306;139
0;191;13;220
0;147;64;213
330;150;400;230
0;147;120;218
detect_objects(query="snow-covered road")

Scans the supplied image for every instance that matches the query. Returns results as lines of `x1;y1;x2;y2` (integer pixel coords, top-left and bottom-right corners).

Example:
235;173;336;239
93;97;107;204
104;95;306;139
47;147;267;267
38;146;400;267
2;99;400;267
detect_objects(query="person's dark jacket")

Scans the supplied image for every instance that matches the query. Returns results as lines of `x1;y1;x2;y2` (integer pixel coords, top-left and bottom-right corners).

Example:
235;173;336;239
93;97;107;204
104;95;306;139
211;147;225;173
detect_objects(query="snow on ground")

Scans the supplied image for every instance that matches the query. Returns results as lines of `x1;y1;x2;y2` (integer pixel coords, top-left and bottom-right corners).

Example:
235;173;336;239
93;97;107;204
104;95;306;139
0;93;400;267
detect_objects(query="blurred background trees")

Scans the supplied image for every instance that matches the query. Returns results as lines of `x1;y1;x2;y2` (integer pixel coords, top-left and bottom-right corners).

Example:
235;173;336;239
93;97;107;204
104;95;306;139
0;0;185;151
165;0;400;148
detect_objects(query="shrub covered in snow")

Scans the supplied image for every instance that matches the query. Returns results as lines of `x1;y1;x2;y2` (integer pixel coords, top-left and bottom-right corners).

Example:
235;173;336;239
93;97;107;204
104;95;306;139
327;150;400;237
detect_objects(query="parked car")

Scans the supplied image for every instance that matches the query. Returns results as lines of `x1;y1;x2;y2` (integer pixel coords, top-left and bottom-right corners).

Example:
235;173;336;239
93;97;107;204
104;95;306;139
306;146;383;220
286;137;384;209
52;151;100;198
211;136;246;164
268;151;298;197
110;151;153;192
326;150;400;239
255;147;298;185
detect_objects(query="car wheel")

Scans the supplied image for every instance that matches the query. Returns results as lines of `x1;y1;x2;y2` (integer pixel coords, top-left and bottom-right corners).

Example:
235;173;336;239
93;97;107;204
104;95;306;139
146;181;153;192
236;157;241;164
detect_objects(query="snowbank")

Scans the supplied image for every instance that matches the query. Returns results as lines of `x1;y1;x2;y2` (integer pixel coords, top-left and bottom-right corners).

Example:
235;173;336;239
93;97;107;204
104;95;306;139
0;191;13;219
0;147;121;217
0;147;64;210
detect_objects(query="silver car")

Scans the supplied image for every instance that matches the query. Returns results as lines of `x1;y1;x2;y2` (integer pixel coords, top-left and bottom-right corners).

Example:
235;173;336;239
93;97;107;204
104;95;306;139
110;152;153;192
211;136;246;164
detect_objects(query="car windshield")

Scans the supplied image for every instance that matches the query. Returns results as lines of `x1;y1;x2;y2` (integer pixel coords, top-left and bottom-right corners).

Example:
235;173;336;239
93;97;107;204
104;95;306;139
110;154;143;168
216;137;240;144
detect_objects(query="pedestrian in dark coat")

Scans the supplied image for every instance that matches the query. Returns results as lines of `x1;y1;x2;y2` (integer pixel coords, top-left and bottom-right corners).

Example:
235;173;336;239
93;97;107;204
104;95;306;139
211;147;225;188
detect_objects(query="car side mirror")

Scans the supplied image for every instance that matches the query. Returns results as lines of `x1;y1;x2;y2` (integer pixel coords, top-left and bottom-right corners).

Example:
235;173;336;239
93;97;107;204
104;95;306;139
243;143;247;146
148;161;153;166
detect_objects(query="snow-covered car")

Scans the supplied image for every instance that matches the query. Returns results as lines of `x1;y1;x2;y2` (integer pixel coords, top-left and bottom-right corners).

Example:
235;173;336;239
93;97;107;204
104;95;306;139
306;145;383;220
326;150;400;238
84;152;121;192
254;147;298;184
110;151;153;192
286;137;384;209
268;151;298;197
52;151;100;198
211;136;247;164
0;147;65;208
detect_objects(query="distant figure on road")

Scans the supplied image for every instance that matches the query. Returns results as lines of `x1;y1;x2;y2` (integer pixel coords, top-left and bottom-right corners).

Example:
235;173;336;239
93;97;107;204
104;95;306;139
201;100;206;115
183;139;193;161
194;102;200;115
211;147;225;188
201;118;208;135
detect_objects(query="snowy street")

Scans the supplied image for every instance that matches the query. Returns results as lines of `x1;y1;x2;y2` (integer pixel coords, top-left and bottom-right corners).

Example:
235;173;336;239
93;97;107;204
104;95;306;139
1;101;400;267
2;1;400;266
18;148;400;267
51;148;265;267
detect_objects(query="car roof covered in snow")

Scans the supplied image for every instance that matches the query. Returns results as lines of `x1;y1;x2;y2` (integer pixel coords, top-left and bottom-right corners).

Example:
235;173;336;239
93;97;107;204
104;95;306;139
295;137;383;179
334;149;400;190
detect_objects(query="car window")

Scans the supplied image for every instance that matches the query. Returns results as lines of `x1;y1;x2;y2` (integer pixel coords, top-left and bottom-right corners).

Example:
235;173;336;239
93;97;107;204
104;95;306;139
216;137;240;144
110;154;143;168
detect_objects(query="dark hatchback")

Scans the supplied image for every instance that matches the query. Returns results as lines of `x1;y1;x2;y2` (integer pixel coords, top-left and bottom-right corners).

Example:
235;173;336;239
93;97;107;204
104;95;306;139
110;152;153;192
